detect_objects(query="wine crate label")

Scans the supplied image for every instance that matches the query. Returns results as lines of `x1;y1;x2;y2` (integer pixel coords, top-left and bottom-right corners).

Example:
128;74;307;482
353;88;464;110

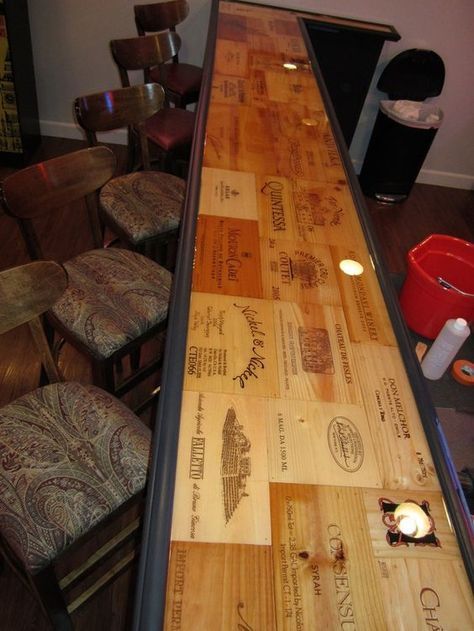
271;100;327;132
352;344;439;491
165;542;275;630
270;483;386;630
273;34;308;57
274;135;326;180
260;237;341;305
273;301;362;404
316;118;346;182
212;75;249;105
363;488;464;561
256;175;366;246
214;39;248;76
184;292;279;397
331;244;397;345
266;398;382;487
199;167;258;220
193;215;263;298
375;558;474;630
264;69;321;105
171;391;270;544
203;103;280;174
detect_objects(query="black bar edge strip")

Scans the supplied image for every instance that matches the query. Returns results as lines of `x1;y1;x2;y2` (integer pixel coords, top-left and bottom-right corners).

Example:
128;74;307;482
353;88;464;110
299;16;474;588
132;1;221;629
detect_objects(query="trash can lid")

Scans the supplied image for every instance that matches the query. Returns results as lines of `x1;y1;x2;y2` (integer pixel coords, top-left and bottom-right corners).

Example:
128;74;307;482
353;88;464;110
377;49;445;100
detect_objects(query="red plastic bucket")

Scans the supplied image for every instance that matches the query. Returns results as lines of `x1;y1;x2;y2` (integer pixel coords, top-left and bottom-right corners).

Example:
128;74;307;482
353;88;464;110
399;234;474;339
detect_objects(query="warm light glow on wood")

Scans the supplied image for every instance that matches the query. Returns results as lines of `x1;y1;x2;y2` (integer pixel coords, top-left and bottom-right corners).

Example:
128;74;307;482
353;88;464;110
283;62;298;70
339;259;364;276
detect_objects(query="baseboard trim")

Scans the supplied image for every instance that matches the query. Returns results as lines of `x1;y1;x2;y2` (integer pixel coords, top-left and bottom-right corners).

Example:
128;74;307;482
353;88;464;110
352;158;473;191
39;120;127;145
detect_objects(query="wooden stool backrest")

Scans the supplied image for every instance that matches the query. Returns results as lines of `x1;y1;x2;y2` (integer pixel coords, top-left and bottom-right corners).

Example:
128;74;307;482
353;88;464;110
1;146;116;259
134;0;190;35
0;261;68;382
110;32;181;87
75;83;165;171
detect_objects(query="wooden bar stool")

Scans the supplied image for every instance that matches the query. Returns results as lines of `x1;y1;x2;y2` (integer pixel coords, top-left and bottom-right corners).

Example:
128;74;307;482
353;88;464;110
1;146;172;409
0;260;152;629
134;0;202;109
74;83;185;268
110;32;196;175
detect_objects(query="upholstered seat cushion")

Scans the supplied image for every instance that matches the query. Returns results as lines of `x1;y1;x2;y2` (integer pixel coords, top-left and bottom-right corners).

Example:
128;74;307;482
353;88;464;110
51;248;172;360
99;171;185;245
145;107;195;152
0;382;151;574
150;63;202;100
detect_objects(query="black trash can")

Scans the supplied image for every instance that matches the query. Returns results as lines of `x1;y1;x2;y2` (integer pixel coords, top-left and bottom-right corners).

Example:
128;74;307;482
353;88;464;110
359;49;445;203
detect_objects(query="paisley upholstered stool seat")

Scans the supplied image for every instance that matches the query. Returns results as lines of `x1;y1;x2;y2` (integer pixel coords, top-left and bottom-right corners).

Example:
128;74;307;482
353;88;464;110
0;260;154;626
99;170;185;246
51;248;172;360
74;84;188;265
0;381;151;575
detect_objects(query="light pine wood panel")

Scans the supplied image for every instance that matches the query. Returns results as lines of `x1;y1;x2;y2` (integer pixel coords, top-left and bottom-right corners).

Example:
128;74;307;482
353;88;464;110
164;542;275;630
255;174;366;246
352;344;439;491
183;292;279;398
259;236;342;306
330;243;397;345
171;390;271;545
272;301;362;404
270;483;387;630
266;398;382;488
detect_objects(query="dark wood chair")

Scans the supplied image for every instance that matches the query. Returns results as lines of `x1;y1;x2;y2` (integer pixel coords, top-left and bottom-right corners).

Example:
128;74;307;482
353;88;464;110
0;146;172;409
74;83;185;267
134;0;202;109
0;260;152;629
110;32;196;175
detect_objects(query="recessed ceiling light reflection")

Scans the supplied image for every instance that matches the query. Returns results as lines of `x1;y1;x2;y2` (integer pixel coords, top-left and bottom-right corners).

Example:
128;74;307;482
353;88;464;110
339;259;364;276
283;62;298;70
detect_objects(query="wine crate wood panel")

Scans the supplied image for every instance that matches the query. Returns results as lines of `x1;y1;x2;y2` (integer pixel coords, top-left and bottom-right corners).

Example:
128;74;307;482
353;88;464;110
266;398;381;487
149;2;474;630
192;215;263;297
171;390;271;545
330;244;397;345
352;344;439;491
183;292;279;398
273;301;362;404
165;542;276;630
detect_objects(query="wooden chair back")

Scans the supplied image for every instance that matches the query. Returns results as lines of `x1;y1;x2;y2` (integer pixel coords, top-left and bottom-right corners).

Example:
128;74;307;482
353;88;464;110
110;32;181;87
134;0;190;35
0;261;68;382
75;83;165;171
1;146;116;259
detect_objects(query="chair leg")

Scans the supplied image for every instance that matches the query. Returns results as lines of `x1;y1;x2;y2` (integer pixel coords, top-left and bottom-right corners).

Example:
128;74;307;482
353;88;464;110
33;567;74;631
92;360;115;394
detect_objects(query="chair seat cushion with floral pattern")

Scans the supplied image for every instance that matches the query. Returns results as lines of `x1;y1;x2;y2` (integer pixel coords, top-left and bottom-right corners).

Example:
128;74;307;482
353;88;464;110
100;171;185;245
150;63;202;100
145;107;195;152
51;248;172;360
0;382;151;575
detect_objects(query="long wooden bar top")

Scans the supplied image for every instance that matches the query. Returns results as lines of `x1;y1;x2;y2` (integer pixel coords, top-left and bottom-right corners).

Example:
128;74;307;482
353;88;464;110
134;2;474;629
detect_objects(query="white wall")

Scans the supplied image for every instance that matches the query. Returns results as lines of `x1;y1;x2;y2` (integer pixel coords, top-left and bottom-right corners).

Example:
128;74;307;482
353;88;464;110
27;0;473;189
